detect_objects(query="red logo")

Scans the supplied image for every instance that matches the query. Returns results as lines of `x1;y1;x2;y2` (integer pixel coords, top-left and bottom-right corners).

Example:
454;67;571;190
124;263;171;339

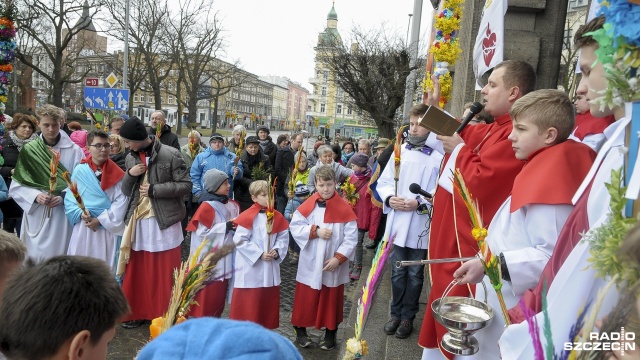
482;24;497;66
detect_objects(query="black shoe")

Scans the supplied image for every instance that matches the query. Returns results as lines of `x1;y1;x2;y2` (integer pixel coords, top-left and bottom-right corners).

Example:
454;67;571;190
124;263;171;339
395;319;413;339
293;326;312;348
121;320;144;329
320;329;337;350
384;318;400;335
365;241;379;250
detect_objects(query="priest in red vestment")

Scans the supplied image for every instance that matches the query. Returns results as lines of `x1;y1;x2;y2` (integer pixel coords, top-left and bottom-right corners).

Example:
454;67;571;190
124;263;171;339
420;60;537;359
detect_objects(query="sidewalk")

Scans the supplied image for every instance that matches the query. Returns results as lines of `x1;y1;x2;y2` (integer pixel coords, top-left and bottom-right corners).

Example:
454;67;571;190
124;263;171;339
338;247;429;360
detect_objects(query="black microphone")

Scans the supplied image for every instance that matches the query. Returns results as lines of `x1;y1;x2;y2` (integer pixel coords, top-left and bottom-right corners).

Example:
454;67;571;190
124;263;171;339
455;102;484;134
409;183;433;199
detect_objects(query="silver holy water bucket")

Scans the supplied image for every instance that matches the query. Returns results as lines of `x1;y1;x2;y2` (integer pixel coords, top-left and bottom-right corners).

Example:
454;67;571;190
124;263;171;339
431;279;494;355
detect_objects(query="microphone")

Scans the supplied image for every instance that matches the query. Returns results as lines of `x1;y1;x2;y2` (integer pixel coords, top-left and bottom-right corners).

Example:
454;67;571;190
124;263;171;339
409;183;433;199
455;102;484;134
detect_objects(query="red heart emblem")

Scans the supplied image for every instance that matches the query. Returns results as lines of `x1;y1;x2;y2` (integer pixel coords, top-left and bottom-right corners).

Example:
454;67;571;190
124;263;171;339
482;23;497;66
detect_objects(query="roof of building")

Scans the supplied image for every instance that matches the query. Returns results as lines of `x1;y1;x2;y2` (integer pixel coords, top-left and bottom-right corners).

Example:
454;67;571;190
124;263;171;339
74;0;96;32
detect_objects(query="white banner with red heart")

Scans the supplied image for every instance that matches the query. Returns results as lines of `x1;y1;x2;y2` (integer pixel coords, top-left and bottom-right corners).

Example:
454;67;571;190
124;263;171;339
473;0;508;89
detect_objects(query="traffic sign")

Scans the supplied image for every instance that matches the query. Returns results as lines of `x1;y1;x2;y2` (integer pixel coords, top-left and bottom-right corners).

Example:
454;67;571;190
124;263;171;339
85;78;99;87
106;73;118;87
84;87;129;110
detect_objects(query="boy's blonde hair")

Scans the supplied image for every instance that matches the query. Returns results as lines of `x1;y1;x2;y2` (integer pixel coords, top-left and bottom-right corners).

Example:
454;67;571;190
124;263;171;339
249;180;268;196
315;165;336;183
510;89;575;142
0;230;26;270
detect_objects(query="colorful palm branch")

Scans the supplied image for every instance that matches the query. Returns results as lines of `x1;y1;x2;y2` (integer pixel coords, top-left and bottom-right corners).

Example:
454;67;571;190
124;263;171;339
61;171;89;217
343;232;396;359
234;130;246;166
288;147;304;197
265;175;277;251
150;238;237;339
393;127;402;196
155;121;162;140
45;147;61;217
451;168;510;325
188;132;198;160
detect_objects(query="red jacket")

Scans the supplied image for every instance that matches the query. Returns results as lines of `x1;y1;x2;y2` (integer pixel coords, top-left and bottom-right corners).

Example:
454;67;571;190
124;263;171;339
349;171;381;239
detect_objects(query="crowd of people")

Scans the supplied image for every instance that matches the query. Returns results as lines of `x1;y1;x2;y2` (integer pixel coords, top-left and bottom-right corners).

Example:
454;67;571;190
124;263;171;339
0;12;639;360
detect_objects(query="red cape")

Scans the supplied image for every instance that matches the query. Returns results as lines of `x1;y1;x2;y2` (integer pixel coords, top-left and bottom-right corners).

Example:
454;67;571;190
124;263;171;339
296;191;357;223
234;203;289;233
573;112;615;140
81;156;125;191
420;114;526;358
510;140;596;212
185;200;239;231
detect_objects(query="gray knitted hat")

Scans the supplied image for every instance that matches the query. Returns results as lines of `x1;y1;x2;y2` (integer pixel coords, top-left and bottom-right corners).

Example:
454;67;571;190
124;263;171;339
203;169;228;194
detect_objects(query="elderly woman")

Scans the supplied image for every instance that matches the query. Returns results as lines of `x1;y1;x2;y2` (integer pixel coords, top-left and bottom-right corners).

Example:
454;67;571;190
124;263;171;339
109;134;127;171
0;113;39;235
234;135;273;211
307;145;353;193
228;124;246;153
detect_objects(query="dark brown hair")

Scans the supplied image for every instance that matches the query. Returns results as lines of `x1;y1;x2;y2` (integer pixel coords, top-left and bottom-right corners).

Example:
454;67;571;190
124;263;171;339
9;113;38;132
0;256;130;359
574;15;605;50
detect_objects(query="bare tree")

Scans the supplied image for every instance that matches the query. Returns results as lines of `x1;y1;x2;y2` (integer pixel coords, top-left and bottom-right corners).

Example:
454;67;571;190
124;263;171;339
206;60;250;132
15;0;104;107
102;0;173;110
317;26;421;138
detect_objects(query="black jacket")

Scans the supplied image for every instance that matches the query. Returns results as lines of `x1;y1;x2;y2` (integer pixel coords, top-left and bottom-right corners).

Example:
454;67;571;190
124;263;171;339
0;136;20;185
261;137;278;168
274;146;296;196
234;150;273;209
148;124;180;150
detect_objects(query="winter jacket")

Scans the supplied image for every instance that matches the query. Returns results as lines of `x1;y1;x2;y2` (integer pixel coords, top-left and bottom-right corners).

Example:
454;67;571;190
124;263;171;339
306;160;354;194
274;146;302;196
234;149;273;210
147;124;180;150
122;140;192;229
284;196;306;222
190;146;244;199
349;171;381;239
70;130;90;157
0;136;20;184
109;152;127;171
259;137;278;168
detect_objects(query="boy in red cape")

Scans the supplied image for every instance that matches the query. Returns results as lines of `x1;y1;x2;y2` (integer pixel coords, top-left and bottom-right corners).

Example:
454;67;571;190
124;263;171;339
453;89;596;359
420;60;536;359
289;165;357;351
230;180;289;329
185;169;240;318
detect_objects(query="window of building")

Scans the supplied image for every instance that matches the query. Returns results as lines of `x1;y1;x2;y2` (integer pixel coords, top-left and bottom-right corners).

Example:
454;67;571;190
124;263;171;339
347;106;352;115
321;86;327;96
147;95;153;103
323;70;329;82
134;94;139;102
168;95;174;104
337;88;343;97
337;104;342;114
320;103;325;113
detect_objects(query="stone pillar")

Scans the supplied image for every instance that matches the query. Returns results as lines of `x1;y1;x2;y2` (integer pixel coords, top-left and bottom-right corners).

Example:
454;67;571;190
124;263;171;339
449;0;569;117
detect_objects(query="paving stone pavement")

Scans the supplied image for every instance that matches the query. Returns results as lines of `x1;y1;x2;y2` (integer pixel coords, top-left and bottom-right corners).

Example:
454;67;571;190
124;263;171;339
107;233;361;360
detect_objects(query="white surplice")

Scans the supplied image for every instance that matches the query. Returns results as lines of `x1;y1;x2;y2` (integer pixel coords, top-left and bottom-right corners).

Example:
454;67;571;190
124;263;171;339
376;143;443;249
469;199;572;360
190;200;240;281
66;180;128;271
232;213;288;288
9;133;84;260
498;115;629;359
290;205;357;290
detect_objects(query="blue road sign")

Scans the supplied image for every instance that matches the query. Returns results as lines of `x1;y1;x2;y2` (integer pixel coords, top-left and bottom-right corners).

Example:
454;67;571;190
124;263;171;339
84;87;130;110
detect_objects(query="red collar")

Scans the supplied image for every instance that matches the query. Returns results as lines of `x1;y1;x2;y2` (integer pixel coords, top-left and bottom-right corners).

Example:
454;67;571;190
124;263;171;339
234;203;288;233
296;191;357;223
81;157;125;191
510;140;596;212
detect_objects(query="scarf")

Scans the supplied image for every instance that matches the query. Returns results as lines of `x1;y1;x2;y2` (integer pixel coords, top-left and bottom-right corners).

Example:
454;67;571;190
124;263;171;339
341;151;354;164
12;138;69;195
63;163;112;226
259;139;270;150
9;131;38;152
408;133;429;147
353;167;372;180
80;156;125;191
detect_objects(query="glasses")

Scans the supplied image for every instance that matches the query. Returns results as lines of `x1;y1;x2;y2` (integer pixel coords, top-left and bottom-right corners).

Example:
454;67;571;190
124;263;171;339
89;144;113;150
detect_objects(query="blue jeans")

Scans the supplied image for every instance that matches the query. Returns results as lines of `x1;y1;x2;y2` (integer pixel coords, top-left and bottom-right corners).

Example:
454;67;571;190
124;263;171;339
390;245;427;320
